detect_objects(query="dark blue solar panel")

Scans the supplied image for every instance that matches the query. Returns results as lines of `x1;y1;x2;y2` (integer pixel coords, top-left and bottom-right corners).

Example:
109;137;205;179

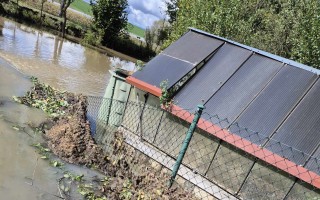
175;43;252;110
266;79;320;166
163;31;224;65
203;54;283;125
306;148;320;175
231;65;317;145
132;54;194;88
131;31;224;88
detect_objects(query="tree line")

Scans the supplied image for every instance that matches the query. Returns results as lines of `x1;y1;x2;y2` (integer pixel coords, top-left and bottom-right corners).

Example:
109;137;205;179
163;0;320;69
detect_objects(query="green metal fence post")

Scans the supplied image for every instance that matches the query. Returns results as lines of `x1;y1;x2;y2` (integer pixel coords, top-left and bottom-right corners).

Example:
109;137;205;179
168;104;205;188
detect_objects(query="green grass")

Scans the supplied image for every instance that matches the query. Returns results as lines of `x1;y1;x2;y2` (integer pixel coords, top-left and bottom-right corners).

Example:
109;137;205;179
127;23;145;38
69;0;145;38
70;0;93;16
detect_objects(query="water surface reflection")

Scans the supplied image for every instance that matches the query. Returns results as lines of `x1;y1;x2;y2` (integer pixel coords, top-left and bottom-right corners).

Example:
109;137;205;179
0;17;135;96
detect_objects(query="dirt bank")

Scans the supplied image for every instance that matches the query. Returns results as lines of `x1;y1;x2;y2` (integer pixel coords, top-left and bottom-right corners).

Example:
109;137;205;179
16;78;197;199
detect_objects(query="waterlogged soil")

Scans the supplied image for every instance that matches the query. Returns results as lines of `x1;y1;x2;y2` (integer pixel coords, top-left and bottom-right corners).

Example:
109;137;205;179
16;79;198;199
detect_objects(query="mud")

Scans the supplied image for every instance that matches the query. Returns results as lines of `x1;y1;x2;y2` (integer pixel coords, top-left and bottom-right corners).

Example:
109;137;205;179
17;79;198;199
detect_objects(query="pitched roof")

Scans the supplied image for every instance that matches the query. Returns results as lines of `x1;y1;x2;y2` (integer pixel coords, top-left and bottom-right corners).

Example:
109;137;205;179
126;28;320;188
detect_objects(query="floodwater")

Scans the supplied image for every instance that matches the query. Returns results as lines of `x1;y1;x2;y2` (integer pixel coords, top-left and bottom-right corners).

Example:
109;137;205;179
0;17;134;199
0;16;134;96
0;58;105;199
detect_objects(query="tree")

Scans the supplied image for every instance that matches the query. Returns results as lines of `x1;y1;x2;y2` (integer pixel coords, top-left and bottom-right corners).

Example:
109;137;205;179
91;0;128;45
290;1;320;68
39;0;46;25
0;18;3;37
0;0;9;13
163;0;320;69
145;19;170;51
59;0;75;38
0;0;9;9
166;0;178;24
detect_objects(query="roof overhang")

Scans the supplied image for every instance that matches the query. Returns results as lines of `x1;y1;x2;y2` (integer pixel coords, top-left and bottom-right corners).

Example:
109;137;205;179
126;76;162;97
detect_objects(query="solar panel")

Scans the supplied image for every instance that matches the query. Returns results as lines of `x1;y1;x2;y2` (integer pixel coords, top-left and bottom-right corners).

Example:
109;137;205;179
266;79;320;165
163;31;224;65
203;54;283;125
305;148;320;175
232;65;317;145
132;54;194;88
131;31;224;89
175;43;252;110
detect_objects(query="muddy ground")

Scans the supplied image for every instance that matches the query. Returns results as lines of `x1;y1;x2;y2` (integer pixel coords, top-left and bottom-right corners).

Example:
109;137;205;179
16;78;197;200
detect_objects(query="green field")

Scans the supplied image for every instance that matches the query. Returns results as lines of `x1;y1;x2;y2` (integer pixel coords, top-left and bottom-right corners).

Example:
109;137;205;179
126;23;145;38
70;0;93;16
70;0;145;38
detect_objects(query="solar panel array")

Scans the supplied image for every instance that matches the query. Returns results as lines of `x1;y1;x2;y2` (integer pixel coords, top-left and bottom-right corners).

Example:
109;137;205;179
130;29;320;176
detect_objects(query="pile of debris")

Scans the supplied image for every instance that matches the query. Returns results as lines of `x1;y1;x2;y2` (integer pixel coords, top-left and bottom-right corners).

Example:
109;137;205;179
15;77;197;199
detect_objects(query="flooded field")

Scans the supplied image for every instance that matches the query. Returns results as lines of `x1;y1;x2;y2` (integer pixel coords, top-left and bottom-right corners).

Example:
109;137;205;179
0;17;133;199
0;17;134;96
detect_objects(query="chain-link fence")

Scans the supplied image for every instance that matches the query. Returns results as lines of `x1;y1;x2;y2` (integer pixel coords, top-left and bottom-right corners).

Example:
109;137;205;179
86;96;320;200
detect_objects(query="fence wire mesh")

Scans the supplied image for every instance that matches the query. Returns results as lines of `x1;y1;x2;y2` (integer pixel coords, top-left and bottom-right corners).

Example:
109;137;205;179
86;96;320;200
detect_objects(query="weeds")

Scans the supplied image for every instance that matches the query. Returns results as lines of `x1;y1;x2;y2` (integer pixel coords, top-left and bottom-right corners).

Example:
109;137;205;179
120;180;133;199
160;80;174;109
81;28;103;46
78;184;107;200
135;60;144;71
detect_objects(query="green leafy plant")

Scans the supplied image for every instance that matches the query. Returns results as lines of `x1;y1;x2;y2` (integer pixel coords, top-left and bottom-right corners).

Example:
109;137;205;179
119;180;132;200
82;28;103;46
159;80;174;109
78;184;107;200
135;60;144;71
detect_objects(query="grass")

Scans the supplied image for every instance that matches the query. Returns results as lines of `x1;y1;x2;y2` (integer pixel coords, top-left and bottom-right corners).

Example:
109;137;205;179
127;23;145;38
70;0;92;16
69;0;145;38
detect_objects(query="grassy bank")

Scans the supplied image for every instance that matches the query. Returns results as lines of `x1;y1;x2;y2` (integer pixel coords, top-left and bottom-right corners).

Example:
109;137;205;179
127;23;145;38
70;0;92;16
0;0;154;61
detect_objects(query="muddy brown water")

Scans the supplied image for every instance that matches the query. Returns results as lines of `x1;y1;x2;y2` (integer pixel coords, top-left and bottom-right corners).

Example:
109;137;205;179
0;17;135;97
0;17;135;199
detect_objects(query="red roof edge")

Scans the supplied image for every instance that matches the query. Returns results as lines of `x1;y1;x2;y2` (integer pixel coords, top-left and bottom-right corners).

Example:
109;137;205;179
127;77;320;189
126;76;162;97
168;104;320;189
